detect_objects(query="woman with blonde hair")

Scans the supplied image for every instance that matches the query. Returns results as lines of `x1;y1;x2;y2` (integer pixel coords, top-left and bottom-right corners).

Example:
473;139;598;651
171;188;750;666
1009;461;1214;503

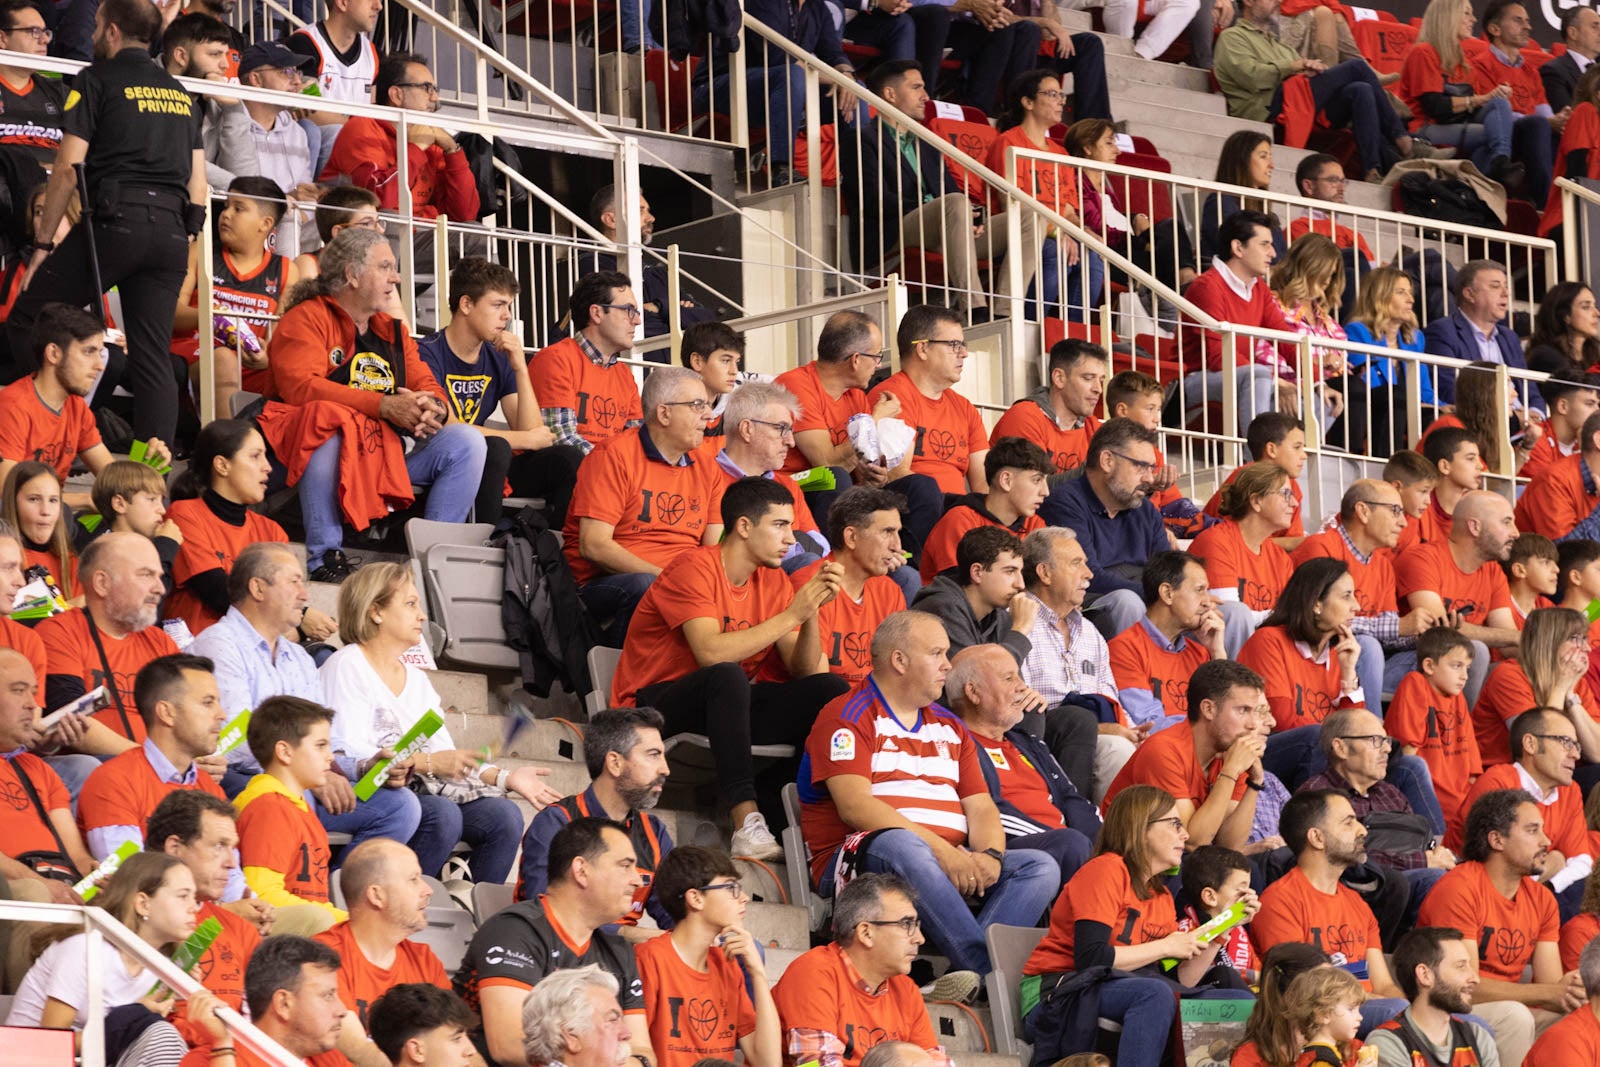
1343;266;1432;454
1397;0;1528;191
1272;233;1353;440
1473;606;1600;768
1021;785;1257;1064
319;562;561;882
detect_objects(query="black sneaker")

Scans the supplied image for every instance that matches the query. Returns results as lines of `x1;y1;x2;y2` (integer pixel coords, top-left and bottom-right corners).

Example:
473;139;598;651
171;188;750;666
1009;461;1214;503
308;549;358;583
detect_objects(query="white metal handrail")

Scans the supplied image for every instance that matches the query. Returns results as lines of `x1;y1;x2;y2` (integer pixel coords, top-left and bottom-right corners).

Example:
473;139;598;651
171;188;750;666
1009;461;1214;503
1556;176;1600;281
0;899;300;1067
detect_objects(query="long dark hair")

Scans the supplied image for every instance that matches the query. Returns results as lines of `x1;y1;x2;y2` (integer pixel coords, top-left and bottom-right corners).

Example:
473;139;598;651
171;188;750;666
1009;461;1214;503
997;68;1059;132
1528;281;1600;371
1215;130;1272;191
170;418;262;501
1262;557;1350;644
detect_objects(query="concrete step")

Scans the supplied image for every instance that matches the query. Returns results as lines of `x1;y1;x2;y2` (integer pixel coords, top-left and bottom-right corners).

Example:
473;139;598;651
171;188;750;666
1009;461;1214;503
445;709;586;764
1115;97;1256;138
734;856;792;908
927;1002;996;1054
949;1054;1023;1067
1088;28;1137;57
430;668;491;719
745;900;811;950
1110;78;1229;114
1105;52;1213;93
766;946;805;984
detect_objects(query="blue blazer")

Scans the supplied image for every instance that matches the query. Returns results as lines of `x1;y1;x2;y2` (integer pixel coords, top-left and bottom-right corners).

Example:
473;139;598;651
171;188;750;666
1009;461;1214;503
1422;310;1527;404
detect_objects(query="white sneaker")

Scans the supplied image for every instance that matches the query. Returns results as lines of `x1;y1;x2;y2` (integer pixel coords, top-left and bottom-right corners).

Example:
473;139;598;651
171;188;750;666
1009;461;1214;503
730;812;784;861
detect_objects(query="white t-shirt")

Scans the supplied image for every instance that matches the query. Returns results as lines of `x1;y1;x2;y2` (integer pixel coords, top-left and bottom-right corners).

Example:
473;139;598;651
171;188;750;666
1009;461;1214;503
6;933;158;1029
320;644;457;764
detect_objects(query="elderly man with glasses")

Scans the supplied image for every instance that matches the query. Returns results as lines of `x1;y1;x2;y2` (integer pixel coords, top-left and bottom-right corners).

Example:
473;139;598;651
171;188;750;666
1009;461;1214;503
710;381;831;573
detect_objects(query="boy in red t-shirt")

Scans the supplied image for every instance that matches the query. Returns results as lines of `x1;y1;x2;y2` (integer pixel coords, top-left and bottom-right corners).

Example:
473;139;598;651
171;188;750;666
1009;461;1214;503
1503;532;1560;630
1202;412;1309;547
1410;429;1484;549
1524;372;1600;480
1386;627;1482;832
919;437;1051;581
1383;450;1437;558
637;846;776;1067
233;695;347;928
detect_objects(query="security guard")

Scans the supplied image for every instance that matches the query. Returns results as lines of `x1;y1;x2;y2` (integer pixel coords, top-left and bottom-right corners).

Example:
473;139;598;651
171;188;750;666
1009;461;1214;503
8;0;207;446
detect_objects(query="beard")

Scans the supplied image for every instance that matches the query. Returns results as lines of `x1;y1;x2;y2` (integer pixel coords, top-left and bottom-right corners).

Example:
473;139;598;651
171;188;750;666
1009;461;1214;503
106;596;158;633
617;776;667;812
1428;981;1474;1015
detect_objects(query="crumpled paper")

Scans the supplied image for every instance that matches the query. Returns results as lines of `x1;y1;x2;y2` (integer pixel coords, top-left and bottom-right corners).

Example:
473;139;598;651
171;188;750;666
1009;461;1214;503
847;414;915;470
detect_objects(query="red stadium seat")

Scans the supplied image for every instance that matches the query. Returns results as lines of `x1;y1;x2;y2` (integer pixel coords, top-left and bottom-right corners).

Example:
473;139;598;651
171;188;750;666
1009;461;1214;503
923;100;999;202
792;124;839;187
1352;19;1418;77
1044;317;1119;349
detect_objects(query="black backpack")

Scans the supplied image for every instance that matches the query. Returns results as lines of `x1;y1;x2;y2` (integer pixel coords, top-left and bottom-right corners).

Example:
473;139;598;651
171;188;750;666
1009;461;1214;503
493;505;599;699
1396;172;1502;232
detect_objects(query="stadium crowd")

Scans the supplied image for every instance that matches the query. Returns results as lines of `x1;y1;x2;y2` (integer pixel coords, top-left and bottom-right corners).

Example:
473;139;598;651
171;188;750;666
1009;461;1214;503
9;0;1600;1064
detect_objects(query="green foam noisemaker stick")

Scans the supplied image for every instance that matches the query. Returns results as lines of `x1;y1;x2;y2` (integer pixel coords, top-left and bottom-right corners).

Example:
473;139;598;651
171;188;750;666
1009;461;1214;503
128;439;172;475
73;840;139;902
354;709;444;801
792;466;837;492
150;917;223;996
1160;899;1249;972
78;512;103;534
217;709;251;754
1586;599;1600;624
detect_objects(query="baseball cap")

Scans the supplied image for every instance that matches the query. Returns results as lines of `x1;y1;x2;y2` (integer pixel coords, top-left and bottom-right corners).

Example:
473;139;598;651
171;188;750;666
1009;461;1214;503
238;42;315;78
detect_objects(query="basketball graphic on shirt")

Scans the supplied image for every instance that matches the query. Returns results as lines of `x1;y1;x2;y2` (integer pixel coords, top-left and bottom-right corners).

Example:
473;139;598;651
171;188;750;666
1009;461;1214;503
656;493;686;525
686;998;720;1043
1293;685;1336;725
0;778;28;812
843;632;871;669
590;395;620;430
1494;928;1529;968
925;429;958;461
845;1024;889;1057
1320;923;1361;962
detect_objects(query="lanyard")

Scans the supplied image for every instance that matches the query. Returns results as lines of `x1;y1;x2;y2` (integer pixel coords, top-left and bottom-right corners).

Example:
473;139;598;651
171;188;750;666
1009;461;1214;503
84;612;137;740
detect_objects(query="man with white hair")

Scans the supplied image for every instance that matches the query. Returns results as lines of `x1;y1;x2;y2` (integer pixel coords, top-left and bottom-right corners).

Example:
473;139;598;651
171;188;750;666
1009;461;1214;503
1526;931;1600;1063
711;380;829;571
1016;526;1138;803
522;965;635;1067
563;364;724;647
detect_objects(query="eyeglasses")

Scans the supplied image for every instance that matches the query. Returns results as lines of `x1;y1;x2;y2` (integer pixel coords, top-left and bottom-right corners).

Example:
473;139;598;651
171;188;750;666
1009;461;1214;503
1148;816;1186;832
663;398;710;413
864;916;921;934
853;350;888;366
2;25;49;39
1108;450;1157;473
1033;89;1066;100
1316;175;1348;187
914;338;968;354
347;216;386;234
395;81;439;95
1534;734;1582;753
698;881;748;899
601;303;644;321
1356;500;1405;518
748;418;794;439
1274;487;1297;502
1339;735;1394;752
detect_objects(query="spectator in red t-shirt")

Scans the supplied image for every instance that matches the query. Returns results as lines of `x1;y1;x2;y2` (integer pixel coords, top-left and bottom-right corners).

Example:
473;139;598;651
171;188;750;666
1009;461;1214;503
1465;0;1560;207
530;271;644;456
1516;410;1600;542
804;487;910;690
1238;557;1366;736
1505;531;1561;628
710;382;829;572
991;340;1107;475
1191;461;1298;658
1526;936;1600;1066
919;437;1051;582
1524;370;1600;480
679;321;744;446
182;937;348;1066
2;461;76;598
1106;550;1228;732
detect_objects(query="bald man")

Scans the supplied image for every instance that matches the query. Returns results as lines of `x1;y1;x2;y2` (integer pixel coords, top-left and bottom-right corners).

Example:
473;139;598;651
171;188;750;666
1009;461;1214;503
859;1041;936;1067
313;839;456;1067
36;532;178;756
0;647;97;989
1394;490;1521;708
1293;480;1442;708
946;643;1096;885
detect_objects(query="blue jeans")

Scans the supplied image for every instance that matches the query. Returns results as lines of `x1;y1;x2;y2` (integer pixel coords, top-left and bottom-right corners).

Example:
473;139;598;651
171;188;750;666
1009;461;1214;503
581;571;658;648
819;828;1058;974
300;422;488;563
1012;829;1092;887
618;0;661;51
1033;239;1104;323
1082;975;1178;1064
1180;365;1280;438
694;62;805;165
312;784;424;867
411;793;525;883
1416;97;1513;172
1304;60;1409;175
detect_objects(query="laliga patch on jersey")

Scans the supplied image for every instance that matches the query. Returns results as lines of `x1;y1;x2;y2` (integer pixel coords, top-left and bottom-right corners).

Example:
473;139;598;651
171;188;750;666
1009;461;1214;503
830;728;855;762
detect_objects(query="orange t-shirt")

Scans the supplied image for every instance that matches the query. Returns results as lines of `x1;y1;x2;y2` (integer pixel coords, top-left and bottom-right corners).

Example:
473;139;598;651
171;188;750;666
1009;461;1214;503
0;377;100;482
1107;622;1212;723
527;336;642;448
1394;539;1512;626
0;753;71;857
1520;433;1577;482
76;745;225;839
1525;999;1600;1067
1202;465;1305;537
1101;718;1249;813
783;566;904;688
985;126;1079;218
1514;453;1600;542
1237;625;1358;732
0;616;47;686
1252;866;1383;981
1231;1041;1271;1067
919;503;1044;582
1418;860;1559;981
234;782;332;905
1291;527;1399;617
170;900;263;1048
1385;672;1481;830
1464;37;1549;116
1408;493;1453;550
867;372;989;495
562;429;722;585
1024;852;1176;975
1559;912;1600;972
770;943;937;1067
707;466;819;539
990;400;1098;474
165;498;289;637
611;545;796;705
636;934;756;1067
1191;519;1295;611
23;545;77;599
1451;762;1600;858
306;920;450;1067
1471;660;1600;766
772;362;870;475
1398;43;1472;130
37;611;180;742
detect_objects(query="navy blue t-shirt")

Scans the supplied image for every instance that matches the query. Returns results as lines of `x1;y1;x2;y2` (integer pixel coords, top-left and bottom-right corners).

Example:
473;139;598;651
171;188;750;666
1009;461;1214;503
417;332;517;426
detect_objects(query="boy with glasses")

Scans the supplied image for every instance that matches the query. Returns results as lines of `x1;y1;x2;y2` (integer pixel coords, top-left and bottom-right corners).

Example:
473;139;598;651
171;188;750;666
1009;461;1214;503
531;270;645;454
0;0;63;169
636;847;779;1067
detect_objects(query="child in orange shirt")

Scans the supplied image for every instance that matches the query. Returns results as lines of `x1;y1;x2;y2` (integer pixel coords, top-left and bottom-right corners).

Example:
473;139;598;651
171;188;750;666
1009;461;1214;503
1503;532;1559;630
636;846;777;1067
3;460;78;598
1106;371;1206;539
1382;450;1436;558
1286;966;1372;1067
1411;428;1485;549
233;695;346;928
1385;627;1481;832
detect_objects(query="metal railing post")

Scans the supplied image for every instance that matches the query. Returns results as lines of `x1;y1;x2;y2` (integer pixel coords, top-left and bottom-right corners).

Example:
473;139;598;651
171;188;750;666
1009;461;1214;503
620;137;645;344
668;243;684;355
1298;335;1323;531
197;210;216;427
397;111;416;329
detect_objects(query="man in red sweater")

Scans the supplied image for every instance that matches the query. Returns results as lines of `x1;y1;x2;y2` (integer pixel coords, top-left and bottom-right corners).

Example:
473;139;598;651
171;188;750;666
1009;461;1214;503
1179;209;1297;437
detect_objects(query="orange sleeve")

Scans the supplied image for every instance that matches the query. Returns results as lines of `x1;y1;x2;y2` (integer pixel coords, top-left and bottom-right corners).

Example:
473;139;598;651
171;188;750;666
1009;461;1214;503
651;552;724;630
1385;673;1430;749
0;383;30;461
1238;628;1295;730
170;504;226;585
920;509;980;582
0;619;47;687
72;401;101;458
1560;913;1600;972
266;305;382;418
1415;870;1474;931
1192;524;1245;595
1393;544;1439;605
568;443;634;526
1249;878;1307;953
529;342;579;412
1064;856;1133;932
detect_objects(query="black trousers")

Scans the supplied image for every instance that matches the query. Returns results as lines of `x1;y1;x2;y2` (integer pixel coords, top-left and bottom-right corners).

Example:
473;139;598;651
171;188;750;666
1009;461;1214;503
476;436;584;526
7;194;190;444
638;663;848;807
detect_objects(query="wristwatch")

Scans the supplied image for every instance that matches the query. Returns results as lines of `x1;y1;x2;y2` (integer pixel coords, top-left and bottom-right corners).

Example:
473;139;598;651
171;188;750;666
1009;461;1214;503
981;848;1005;862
